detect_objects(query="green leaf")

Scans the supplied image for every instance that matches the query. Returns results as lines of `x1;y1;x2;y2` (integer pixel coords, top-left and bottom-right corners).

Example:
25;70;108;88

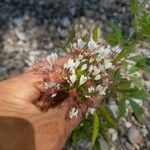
136;57;150;73
114;68;121;81
128;89;149;99
92;112;99;146
105;23;123;45
92;25;100;42
71;120;91;144
130;0;138;33
130;0;138;17
67;27;76;44
129;55;145;62
128;65;139;73
139;13;150;38
129;99;144;118
112;41;137;63
98;105;117;128
93;138;101;150
118;98;126;118
130;76;143;89
99;121;109;142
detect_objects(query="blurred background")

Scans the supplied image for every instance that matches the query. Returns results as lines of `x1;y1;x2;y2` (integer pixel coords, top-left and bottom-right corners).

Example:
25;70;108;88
0;0;149;150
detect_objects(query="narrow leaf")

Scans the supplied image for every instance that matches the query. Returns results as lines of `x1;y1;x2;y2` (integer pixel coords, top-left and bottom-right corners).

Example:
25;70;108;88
92;25;100;42
113;41;137;63
99;105;117;128
118;98;126;118
129;99;144;118
92;112;99;146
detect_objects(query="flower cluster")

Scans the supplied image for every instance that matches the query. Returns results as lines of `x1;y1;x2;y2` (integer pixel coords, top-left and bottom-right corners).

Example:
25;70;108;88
63;38;121;101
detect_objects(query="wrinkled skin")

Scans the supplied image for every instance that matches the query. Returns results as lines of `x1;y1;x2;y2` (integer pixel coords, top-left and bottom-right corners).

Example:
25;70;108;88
0;56;101;150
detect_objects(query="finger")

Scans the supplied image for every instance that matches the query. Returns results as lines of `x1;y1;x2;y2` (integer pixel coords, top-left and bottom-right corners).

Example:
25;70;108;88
0;70;43;103
45;95;103;135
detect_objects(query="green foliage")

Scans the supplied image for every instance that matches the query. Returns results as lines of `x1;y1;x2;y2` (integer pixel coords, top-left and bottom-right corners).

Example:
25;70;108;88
139;13;150;38
129;99;144;119
129;55;150;73
92;112;99;146
92;25;100;42
118;97;126;118
62;0;150;147
98;104;117;129
61;27;76;52
105;23;124;45
71;120;91;144
112;40;137;63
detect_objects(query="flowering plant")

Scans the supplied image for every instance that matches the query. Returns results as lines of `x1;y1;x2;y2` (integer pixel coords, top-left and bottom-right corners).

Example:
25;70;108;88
34;0;149;148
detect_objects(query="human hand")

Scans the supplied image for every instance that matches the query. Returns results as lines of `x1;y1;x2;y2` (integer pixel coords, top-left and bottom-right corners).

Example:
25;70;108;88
0;56;101;150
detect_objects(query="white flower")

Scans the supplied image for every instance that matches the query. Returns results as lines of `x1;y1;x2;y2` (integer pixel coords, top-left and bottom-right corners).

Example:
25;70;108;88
81;64;87;71
96;85;107;95
99;65;105;72
88;86;95;93
74;59;80;68
47;53;58;63
85;95;91;99
104;59;112;69
77;38;86;48
70;73;76;84
79;75;87;86
81;59;86;62
72;43;77;49
64;59;74;69
89;108;96;115
103;48;110;57
92;66;101;76
51;93;57;98
69;107;79;119
89;65;94;73
86;107;96;118
94;74;101;80
78;54;83;60
70;68;75;74
96;53;103;62
88;38;98;50
89;57;94;63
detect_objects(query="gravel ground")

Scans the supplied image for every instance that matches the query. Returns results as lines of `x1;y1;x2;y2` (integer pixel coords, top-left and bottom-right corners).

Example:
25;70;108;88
0;0;150;150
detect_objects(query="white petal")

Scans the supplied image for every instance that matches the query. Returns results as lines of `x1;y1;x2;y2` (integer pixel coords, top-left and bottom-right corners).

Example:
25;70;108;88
85;95;91;99
89;65;94;73
77;38;86;48
96;85;107;95
74;59;80;68
88;39;98;50
88;86;95;93
94;74;101;80
81;64;87;71
79;75;87;86
78;54;84;60
86;107;96;117
96;85;103;92
51;93;57;98
69;107;79;119
104;59;112;69
47;53;58;63
70;73;76;84
89;108;96;115
89;57;94;63
92;66;101;75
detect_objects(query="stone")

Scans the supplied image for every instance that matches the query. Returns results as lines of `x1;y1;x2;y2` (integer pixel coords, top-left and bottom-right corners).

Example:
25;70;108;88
128;127;142;145
100;139;109;150
13;18;23;27
15;29;26;41
125;141;134;150
141;126;148;137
